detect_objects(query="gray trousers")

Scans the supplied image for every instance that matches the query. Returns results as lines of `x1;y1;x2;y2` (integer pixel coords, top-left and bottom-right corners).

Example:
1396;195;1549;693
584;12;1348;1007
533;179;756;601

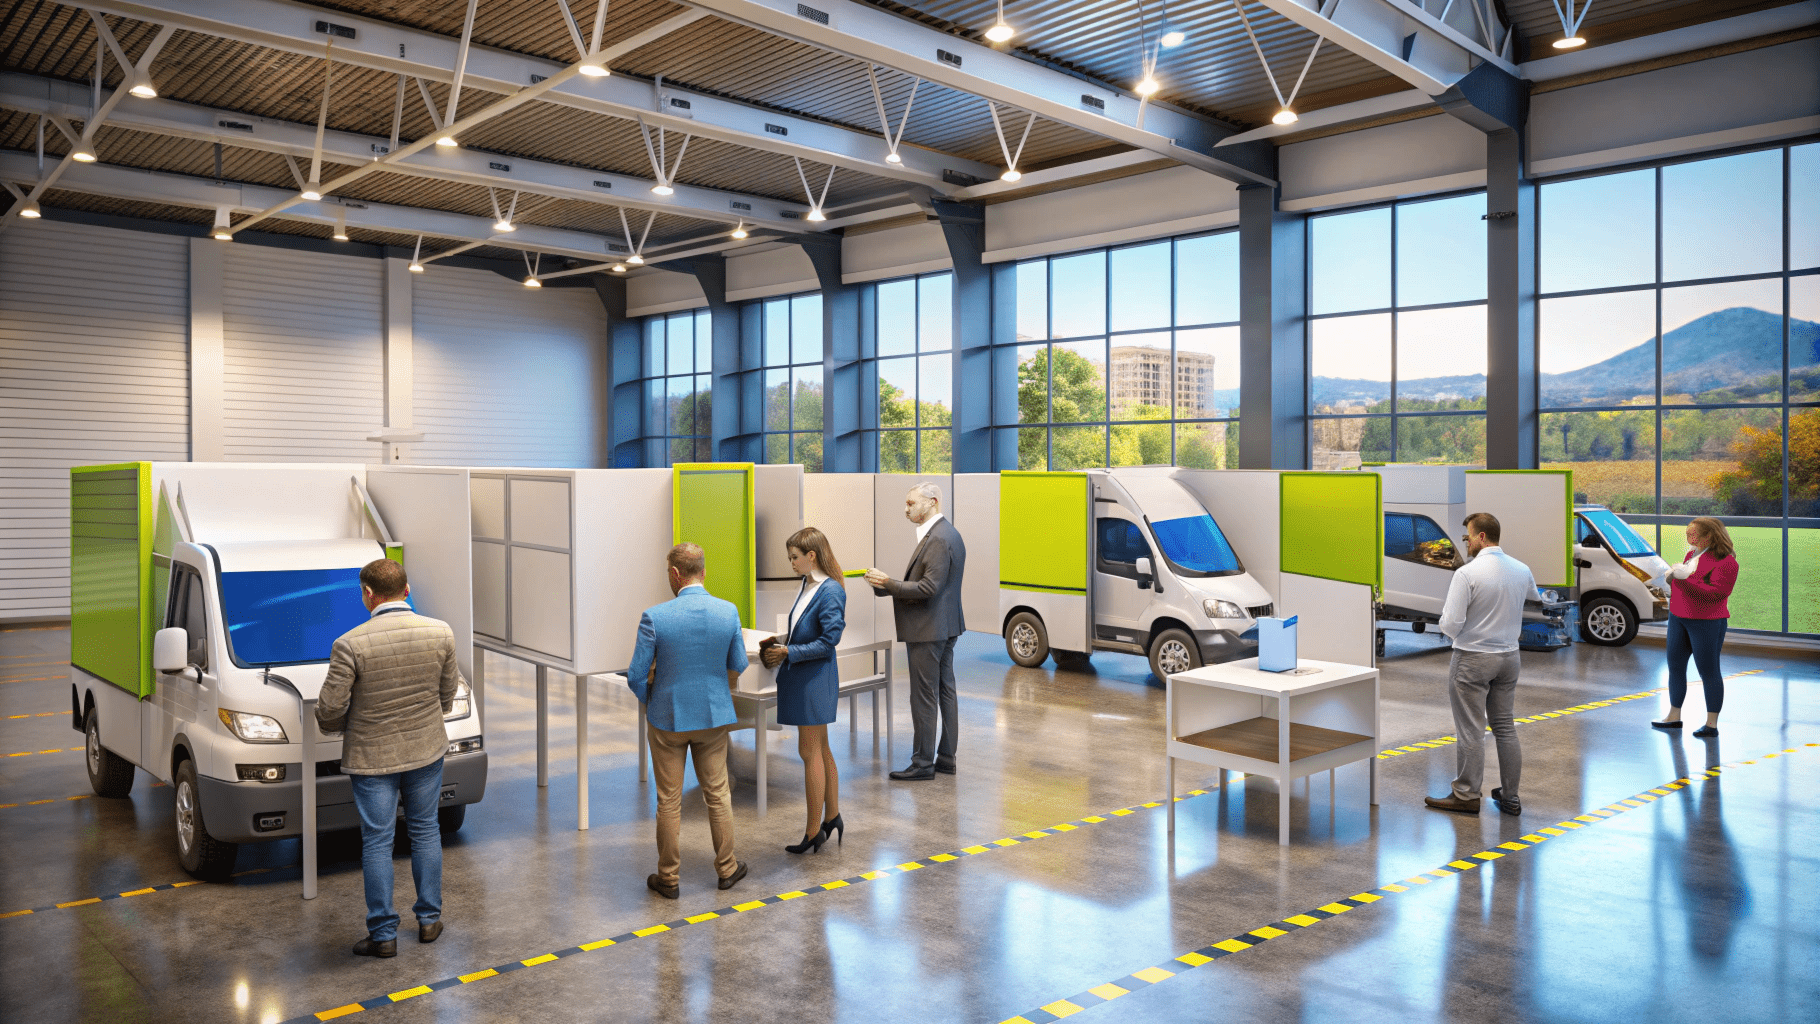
906;637;960;771
1449;649;1522;802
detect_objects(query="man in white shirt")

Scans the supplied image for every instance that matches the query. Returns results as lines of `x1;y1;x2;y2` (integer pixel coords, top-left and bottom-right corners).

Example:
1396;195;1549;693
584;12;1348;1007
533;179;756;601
1426;512;1541;817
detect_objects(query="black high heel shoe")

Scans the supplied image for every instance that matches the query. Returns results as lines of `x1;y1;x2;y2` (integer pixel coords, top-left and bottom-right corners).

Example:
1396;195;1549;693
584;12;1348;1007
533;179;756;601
818;813;844;846
785;830;827;855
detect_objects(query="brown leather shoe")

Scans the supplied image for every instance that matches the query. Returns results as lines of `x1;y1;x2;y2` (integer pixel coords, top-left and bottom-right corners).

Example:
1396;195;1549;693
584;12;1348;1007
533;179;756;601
647;873;679;900
419;920;443;943
1424;794;1481;814
718;860;748;891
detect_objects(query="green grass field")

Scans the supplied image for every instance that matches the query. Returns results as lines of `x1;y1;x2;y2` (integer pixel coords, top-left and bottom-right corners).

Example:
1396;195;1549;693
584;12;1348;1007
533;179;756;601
1710;527;1817;634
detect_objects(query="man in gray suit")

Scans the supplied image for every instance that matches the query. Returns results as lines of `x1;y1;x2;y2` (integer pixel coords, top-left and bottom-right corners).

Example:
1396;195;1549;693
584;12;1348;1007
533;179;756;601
867;483;967;781
317;559;462;959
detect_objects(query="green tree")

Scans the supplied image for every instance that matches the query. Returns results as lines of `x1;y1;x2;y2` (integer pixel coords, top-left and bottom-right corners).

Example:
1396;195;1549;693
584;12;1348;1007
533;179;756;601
1019;346;1108;469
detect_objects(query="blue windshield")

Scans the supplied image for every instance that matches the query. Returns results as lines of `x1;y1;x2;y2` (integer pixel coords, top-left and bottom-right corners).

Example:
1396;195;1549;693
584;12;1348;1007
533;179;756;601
1581;509;1655;558
1148;515;1242;576
219;568;377;666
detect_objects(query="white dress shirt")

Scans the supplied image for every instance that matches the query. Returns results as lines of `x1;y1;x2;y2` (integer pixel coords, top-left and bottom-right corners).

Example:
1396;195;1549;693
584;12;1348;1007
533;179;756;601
915;511;945;545
1437;546;1542;654
370;599;412;617
787;568;829;638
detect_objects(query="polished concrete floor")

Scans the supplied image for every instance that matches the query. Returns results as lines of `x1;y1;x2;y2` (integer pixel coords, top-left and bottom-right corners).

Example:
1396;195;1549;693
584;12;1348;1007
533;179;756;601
1;623;1815;1024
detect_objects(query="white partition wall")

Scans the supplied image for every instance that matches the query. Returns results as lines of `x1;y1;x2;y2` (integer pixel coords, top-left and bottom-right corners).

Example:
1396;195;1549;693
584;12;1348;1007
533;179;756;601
754;464;806;634
1177;470;1284;607
368;466;476;682
872;473;952;644
1465;471;1575;589
804;473;878;660
1278;574;1376;668
952;473;1000;634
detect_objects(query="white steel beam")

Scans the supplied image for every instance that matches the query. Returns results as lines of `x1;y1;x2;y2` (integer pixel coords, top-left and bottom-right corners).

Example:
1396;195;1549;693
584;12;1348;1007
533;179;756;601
0;71;813;232
1249;0;1517;97
0;149;632;263
680;0;1275;186
82;0;1001;188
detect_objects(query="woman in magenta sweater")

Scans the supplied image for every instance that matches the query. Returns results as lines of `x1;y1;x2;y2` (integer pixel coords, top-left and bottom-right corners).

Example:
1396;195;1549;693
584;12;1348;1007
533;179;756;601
1651;517;1740;738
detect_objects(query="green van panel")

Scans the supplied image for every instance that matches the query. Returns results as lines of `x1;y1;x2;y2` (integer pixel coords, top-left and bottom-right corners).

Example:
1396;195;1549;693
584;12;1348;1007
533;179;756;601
999;472;1088;594
71;463;152;698
673;463;756;628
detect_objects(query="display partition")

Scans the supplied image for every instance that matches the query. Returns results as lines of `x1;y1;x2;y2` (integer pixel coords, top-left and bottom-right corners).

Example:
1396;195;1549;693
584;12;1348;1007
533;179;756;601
367;466;476;686
997;472;1091;656
871;472;952;644
952;473;1000;634
673;463;757;628
803;472;879;675
1278;472;1384;596
1176;469;1284;607
1277;574;1376;666
753;464;805;635
1465;470;1575;589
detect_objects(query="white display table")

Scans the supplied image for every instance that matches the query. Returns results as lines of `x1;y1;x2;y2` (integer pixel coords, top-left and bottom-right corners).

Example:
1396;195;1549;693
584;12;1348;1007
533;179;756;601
1166;657;1379;846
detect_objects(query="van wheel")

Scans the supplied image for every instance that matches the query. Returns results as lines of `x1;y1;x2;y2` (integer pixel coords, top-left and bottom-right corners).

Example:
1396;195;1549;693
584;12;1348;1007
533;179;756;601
174;759;237;881
1580;596;1638;646
1149;628;1201;682
438;805;466;834
84;708;135;798
1004;612;1050;667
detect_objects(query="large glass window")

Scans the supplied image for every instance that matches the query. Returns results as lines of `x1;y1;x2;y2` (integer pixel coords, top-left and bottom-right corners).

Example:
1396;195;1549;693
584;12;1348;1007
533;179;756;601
867;272;952;473
641;309;712;465
1538;141;1818;636
1308;194;1488;470
1003;232;1241;471
752;293;823;472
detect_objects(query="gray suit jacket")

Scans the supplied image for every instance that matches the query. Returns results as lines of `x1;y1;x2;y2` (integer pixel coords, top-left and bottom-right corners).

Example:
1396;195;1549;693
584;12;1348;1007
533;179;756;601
316;608;462;775
874;516;966;643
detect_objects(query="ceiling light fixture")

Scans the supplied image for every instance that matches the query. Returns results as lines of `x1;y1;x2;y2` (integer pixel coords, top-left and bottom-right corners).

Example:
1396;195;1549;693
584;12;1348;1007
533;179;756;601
71;142;96;163
1135;76;1160;97
987;100;1036;184
1160;27;1186;47
300;181;322;201
408;234;424;271
212;207;233;240
523;250;542;286
1272;109;1298;125
806;208;827;222
1549;1;1592;49
885;152;902;164
577;58;611;77
610;263;626;273
730;220;748;239
1233;0;1319;133
651;183;674;196
490;188;519;232
435;134;458;148
493;217;515;232
793;156;837;225
1001;169;1022;182
627;254;645;265
332;207;349;241
126;67;158;99
985;0;1015;42
409;261;424;273
18;199;41;219
866;65;921;169
523;275;542;287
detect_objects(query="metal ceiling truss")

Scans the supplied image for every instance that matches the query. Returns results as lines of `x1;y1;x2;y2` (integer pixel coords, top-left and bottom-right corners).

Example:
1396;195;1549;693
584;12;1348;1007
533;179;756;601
81;0;1002;188
676;0;1276;186
0;147;637;262
0;71;817;232
1246;0;1520;99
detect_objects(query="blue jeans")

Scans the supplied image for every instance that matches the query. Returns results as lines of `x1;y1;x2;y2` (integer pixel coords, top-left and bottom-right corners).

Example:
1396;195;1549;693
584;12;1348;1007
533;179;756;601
1666;615;1727;714
348;757;444;942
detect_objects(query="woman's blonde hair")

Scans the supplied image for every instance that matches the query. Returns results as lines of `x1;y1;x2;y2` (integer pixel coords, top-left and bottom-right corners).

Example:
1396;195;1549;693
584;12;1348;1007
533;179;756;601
1688;517;1735;559
786;526;843;581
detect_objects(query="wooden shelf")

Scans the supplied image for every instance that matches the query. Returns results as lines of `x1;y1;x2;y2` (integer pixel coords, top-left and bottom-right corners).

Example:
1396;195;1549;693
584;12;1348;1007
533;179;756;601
1176;717;1371;762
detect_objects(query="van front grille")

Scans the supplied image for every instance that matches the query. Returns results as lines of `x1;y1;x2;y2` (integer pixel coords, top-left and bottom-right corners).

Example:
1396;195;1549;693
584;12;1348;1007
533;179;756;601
1247;604;1274;619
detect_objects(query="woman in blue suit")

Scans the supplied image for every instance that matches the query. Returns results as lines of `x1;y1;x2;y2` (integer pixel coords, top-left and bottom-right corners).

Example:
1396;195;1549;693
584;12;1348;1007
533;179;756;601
760;527;847;854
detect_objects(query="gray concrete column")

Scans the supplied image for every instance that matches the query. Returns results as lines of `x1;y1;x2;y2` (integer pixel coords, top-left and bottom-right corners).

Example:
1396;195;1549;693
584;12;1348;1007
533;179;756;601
1237;185;1307;470
801;236;862;472
933;200;992;473
1485;128;1537;469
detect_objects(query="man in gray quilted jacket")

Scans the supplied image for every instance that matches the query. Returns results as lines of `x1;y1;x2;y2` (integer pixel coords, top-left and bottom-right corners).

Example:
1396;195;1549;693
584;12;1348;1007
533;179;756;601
317;558;462;959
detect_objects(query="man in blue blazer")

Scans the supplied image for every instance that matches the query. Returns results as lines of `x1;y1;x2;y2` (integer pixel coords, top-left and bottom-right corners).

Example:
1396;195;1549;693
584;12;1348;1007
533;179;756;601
626;543;749;899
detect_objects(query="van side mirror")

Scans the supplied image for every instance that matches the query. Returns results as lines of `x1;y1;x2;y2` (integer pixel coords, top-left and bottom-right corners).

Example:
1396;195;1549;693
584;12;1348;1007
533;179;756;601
1581;533;1604;548
1134;556;1154;588
153;627;190;674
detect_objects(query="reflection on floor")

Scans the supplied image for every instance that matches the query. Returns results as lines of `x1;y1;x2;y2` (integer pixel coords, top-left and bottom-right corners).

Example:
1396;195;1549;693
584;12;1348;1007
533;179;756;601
1;623;1814;1024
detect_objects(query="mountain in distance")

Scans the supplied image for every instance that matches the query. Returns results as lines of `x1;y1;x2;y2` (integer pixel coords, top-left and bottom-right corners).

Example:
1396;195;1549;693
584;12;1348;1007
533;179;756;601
1306;307;1819;409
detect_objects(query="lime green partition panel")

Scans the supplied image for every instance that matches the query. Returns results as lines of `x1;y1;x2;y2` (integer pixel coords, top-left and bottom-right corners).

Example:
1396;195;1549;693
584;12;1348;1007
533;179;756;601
999;472;1088;594
71;463;152;698
673;463;756;627
1279;472;1382;594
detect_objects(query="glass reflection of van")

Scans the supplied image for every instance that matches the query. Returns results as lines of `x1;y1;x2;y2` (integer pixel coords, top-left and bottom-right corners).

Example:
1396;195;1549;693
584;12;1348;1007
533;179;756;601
1573;505;1670;646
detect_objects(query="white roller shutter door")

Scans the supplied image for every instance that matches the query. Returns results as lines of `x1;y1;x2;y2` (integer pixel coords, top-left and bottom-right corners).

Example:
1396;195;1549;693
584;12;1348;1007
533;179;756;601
0;219;189;620
221;244;383;462
412;264;606;467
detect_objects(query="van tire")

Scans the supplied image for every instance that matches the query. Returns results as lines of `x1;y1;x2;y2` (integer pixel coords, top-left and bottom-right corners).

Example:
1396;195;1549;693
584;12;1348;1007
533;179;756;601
174;759;237;881
1004;612;1050;667
1149;628;1201;682
83;708;135;798
1580;595;1638;647
438;805;466;834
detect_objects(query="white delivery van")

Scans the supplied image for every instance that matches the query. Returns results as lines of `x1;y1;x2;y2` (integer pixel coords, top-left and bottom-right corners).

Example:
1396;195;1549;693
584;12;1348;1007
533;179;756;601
69;463;486;880
998;468;1275;681
1572;504;1670;646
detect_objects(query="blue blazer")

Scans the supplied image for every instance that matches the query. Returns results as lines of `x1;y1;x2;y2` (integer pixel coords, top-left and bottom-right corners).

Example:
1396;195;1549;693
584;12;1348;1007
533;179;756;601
777;577;846;691
625;585;747;733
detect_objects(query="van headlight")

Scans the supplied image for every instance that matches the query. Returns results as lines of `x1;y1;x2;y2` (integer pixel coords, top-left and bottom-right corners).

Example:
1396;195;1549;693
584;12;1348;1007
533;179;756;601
218;708;288;744
445;681;473;722
1202;599;1245;620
